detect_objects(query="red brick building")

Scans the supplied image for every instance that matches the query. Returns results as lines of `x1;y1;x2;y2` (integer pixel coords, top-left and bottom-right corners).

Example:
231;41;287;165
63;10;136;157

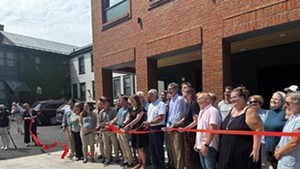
92;0;300;103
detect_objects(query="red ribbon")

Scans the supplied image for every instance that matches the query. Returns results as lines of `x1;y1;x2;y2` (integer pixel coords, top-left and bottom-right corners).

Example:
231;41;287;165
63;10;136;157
108;124;300;137
29;119;69;159
108;125;163;134
87;152;97;157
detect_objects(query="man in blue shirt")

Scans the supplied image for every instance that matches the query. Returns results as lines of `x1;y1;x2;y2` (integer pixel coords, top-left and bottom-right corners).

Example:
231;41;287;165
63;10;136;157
166;82;186;169
110;96;133;168
62;99;76;158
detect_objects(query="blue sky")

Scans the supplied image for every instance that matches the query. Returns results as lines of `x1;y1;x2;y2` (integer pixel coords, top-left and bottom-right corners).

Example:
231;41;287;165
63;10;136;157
0;0;92;47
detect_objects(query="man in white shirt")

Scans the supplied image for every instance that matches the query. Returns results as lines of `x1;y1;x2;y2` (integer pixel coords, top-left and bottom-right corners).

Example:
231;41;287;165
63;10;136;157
143;89;165;169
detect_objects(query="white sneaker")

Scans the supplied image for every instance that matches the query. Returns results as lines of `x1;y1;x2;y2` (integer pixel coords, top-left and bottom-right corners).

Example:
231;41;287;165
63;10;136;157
0;146;4;149
68;153;74;158
3;146;8;150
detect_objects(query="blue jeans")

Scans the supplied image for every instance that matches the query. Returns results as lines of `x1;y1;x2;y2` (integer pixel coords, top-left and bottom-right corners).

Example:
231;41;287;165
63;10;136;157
199;147;217;169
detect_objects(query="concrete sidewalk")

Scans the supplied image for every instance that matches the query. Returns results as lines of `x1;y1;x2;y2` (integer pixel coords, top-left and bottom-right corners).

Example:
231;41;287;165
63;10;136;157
0;150;273;169
1;150;128;169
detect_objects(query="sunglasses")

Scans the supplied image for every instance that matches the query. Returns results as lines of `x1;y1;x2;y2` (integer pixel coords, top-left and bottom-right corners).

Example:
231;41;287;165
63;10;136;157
249;101;259;105
285;101;293;106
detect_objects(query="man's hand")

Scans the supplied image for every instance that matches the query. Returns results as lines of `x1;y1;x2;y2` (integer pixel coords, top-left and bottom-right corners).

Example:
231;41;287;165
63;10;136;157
274;148;281;160
194;145;198;152
201;146;208;156
143;121;150;128
174;121;181;127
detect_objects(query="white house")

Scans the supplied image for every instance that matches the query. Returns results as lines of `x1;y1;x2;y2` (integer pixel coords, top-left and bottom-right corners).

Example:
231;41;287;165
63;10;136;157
69;44;95;101
69;44;136;102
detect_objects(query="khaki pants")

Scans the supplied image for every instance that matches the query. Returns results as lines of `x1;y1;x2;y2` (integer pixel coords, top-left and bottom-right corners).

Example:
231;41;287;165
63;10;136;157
0;127;9;147
103;131;120;161
98;131;105;157
66;126;75;154
80;130;95;159
117;133;133;164
170;130;185;169
165;132;175;168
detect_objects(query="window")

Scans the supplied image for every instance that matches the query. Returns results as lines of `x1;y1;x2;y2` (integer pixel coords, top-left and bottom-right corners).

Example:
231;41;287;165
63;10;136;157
0;81;5;99
91;53;94;72
6;52;16;67
149;0;173;10
35;65;41;72
45;104;61;109
72;84;78;99
123;75;132;96
92;81;95;99
78;56;85;74
102;0;129;23
113;77;121;99
35;56;41;64
80;83;86;100
0;52;4;66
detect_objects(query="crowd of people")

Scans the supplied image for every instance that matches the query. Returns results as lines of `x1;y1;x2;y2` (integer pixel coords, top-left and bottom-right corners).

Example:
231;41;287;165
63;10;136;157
58;82;300;169
0;102;39;150
1;82;300;169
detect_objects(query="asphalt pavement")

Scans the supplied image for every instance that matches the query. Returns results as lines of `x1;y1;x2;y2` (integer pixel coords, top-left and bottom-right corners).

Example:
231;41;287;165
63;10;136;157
0;120;67;160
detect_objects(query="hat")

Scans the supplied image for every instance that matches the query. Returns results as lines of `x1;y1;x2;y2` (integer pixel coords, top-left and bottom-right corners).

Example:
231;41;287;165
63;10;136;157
284;85;298;92
99;96;110;102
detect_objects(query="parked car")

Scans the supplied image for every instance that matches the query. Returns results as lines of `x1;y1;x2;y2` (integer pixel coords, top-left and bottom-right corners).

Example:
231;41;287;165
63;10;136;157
33;100;67;125
55;101;96;125
55;104;69;124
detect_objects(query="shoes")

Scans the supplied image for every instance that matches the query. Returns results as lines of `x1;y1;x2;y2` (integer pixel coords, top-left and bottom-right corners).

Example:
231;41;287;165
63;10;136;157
127;163;135;168
91;158;95;163
0;146;4;149
133;163;142;169
26;143;30;147
100;159;106;163
114;159;120;164
68;153;74;159
121;162;128;166
75;157;82;161
97;155;103;159
104;160;111;166
3;146;8;150
83;159;88;163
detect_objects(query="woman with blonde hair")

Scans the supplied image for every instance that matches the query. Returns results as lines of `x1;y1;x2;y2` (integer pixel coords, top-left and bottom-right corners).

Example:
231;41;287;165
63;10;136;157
248;95;268;166
22;103;38;147
264;91;286;169
70;103;84;161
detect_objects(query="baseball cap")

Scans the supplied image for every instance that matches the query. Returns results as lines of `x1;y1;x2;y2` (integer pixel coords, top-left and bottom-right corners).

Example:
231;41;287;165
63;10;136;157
284;85;298;92
99;96;110;102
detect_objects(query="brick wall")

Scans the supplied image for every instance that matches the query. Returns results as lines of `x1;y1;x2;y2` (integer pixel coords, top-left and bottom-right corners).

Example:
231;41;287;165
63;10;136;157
92;0;300;100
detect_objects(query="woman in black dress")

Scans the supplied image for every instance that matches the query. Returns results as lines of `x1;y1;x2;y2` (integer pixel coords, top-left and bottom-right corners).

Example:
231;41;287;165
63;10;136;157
218;87;263;169
23;103;38;146
124;94;148;169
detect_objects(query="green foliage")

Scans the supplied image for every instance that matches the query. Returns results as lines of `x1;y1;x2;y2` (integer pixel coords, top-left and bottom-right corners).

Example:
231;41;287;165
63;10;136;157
20;49;70;104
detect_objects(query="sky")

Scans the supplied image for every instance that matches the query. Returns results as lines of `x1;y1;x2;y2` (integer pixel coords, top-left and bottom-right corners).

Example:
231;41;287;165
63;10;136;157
0;0;92;47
